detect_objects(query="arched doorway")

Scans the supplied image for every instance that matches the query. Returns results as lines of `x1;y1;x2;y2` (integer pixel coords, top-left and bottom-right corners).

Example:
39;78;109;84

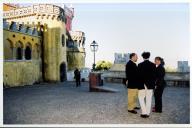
60;62;67;82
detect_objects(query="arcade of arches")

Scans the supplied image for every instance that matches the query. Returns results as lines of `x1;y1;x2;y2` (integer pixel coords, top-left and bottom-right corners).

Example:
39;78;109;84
3;30;42;87
4;39;40;61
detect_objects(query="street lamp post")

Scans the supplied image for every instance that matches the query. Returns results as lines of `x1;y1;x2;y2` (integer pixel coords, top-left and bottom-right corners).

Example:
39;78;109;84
90;40;98;71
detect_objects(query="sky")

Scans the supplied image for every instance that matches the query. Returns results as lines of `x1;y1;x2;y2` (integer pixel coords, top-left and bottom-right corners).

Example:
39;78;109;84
70;3;190;68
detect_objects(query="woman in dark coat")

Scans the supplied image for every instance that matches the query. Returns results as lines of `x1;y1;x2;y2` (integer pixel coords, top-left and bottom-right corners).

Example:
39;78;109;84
153;57;166;113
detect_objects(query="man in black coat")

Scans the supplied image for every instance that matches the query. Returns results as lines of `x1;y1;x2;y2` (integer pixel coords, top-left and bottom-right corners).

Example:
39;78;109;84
74;68;81;87
125;53;139;114
138;52;156;118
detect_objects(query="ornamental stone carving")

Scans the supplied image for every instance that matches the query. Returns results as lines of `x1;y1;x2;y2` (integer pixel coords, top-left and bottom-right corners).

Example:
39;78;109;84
3;4;66;22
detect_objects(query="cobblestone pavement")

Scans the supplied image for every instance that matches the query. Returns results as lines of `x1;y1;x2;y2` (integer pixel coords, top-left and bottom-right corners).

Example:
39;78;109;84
3;82;190;124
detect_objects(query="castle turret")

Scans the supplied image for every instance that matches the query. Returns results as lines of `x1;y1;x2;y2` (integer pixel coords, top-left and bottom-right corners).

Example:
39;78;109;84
67;31;86;70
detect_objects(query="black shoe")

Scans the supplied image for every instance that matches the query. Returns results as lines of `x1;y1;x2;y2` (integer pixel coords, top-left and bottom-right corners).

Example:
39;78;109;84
134;107;140;110
128;110;137;114
140;114;149;118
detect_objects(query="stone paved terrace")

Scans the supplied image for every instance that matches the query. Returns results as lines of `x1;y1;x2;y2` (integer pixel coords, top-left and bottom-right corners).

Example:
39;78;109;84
3;82;190;124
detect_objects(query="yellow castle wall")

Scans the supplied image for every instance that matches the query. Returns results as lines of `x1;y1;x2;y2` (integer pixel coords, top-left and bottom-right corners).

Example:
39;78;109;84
4;60;42;87
5;15;68;82
3;30;42;87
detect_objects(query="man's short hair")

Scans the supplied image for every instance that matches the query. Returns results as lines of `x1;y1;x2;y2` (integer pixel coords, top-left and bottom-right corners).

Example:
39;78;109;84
142;52;150;59
129;53;136;59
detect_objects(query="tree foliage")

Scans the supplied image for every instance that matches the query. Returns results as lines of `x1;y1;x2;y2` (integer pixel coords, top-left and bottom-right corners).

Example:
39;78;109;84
95;60;112;71
165;66;177;72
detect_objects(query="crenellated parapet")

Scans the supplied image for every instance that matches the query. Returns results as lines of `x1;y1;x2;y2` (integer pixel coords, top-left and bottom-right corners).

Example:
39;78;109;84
3;20;40;37
3;4;66;22
69;31;86;48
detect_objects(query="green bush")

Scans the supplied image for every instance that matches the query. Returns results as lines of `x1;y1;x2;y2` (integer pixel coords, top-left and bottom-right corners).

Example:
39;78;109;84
95;60;112;71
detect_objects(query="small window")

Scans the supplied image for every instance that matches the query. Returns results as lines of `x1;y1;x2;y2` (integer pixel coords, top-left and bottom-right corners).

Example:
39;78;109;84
25;46;31;60
16;47;22;60
62;34;65;47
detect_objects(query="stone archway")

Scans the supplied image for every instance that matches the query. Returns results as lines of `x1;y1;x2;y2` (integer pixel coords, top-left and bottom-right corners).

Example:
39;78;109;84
4;39;14;60
25;43;32;60
60;62;67;82
15;41;24;60
16;47;22;60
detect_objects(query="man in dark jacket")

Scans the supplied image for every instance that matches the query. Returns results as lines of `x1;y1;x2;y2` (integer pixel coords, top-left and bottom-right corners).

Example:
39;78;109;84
126;53;139;114
138;52;156;118
74;68;81;87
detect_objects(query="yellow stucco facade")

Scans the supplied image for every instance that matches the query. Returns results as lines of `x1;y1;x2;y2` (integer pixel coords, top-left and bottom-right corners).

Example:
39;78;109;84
3;25;42;87
4;61;42;87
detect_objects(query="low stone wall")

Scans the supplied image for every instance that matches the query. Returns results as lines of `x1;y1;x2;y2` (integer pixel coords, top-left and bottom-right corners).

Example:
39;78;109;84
3;60;42;87
105;77;189;87
103;71;190;87
104;77;123;83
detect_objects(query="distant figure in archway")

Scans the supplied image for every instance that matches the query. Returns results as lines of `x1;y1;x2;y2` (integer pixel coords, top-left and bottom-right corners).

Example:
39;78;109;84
74;68;81;87
60;62;67;82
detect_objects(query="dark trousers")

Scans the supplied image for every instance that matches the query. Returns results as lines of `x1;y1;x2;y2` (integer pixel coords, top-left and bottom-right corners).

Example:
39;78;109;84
154;86;164;112
76;78;81;87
